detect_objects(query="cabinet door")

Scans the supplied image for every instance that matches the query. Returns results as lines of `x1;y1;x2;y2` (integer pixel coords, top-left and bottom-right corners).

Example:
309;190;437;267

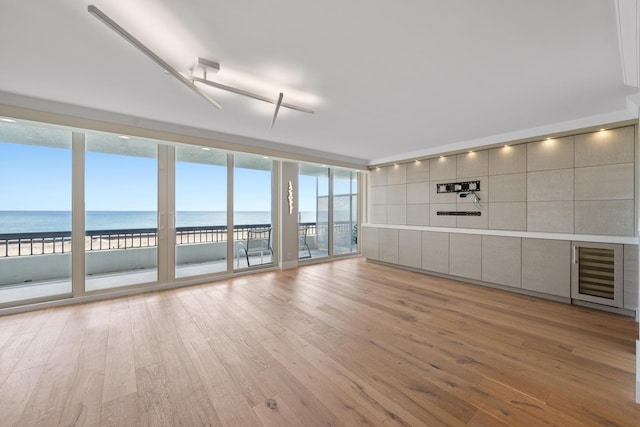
398;230;422;269
522;239;570;297
378;229;399;264
482;236;521;288
449;234;481;280
571;242;623;307
422;231;449;274
362;226;379;260
623;245;638;311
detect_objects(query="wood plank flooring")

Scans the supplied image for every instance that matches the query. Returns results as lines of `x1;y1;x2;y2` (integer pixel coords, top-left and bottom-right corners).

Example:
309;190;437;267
0;257;638;426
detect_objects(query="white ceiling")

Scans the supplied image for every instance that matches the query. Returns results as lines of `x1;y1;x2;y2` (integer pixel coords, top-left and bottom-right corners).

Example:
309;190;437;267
0;0;638;166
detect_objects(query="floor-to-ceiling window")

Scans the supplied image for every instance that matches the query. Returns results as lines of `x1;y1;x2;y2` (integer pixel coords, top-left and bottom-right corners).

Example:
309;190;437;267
0;116;361;311
85;133;158;291
333;168;358;255
0;120;72;306
233;153;274;269
298;164;330;259
175;146;228;277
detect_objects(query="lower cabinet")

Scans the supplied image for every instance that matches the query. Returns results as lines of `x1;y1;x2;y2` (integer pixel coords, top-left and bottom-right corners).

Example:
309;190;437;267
421;231;449;274
378;228;399;264
449;234;482;280
362;226;379;260
363;226;636;312
398;230;422;269
624;245;639;310
482;236;521;288
522;239;571;297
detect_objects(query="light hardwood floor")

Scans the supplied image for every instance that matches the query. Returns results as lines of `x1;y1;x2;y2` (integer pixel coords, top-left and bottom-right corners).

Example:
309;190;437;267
0;257;638;426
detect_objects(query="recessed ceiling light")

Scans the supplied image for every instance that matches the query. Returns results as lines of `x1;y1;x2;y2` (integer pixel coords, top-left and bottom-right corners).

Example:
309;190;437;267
263;156;269;159
469;150;473;153
202;147;211;151
119;135;130;139
0;118;16;123
546;137;551;140
599;128;605;132
321;165;327;167
504;144;509;148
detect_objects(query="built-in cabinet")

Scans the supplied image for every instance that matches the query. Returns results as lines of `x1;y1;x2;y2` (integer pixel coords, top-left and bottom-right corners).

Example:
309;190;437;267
365;124;638;313
421;231;449;274
369;126;636;237
363;225;638;311
482;235;521;288
449;234;481;280
378;228;399;264
522;239;570;297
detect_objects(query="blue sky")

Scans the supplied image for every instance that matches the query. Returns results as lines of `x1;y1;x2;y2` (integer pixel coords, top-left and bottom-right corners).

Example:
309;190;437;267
0;143;72;210
0;141;319;212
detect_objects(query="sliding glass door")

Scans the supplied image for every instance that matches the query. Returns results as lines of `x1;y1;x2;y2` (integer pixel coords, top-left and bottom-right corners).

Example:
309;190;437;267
85;134;158;291
333;168;358;255
0;120;72;306
298;164;329;259
175;146;228;277
233;154;273;269
0;117;360;310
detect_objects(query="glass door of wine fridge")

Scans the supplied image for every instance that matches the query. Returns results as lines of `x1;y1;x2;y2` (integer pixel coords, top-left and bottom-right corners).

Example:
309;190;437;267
571;242;623;308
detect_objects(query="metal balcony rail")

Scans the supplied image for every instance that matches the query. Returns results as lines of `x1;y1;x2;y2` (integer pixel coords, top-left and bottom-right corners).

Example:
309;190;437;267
0;222;334;257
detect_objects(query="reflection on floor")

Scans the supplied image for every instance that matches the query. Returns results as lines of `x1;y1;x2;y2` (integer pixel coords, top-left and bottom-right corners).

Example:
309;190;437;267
0;279;71;305
0;248;358;306
0;254;275;305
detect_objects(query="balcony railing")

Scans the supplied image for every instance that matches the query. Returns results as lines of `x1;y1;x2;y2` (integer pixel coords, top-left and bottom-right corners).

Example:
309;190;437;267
0;222;329;257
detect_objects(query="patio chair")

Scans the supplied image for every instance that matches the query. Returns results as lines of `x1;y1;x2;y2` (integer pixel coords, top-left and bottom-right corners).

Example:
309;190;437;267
238;227;273;267
299;224;312;259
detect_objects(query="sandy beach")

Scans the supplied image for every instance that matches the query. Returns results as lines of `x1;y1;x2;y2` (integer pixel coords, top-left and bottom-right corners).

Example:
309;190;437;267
0;228;270;257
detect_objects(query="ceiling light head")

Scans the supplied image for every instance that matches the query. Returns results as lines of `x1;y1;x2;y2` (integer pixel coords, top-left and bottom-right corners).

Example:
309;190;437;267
197;57;220;79
599;128;606;132
0;118;16;123
198;57;220;73
202;147;211;151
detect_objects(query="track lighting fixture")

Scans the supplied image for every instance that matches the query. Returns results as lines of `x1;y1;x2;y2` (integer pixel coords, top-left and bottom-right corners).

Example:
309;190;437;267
88;5;222;110
88;5;314;128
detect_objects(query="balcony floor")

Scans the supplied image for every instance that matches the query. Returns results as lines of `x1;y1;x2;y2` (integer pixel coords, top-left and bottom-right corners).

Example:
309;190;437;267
0;248;356;306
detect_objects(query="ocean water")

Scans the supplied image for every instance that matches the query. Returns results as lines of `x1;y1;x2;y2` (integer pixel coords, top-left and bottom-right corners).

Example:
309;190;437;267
0;211;318;234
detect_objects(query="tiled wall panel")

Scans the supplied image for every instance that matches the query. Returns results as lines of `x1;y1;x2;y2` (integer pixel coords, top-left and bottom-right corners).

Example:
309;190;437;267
368;126;635;237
